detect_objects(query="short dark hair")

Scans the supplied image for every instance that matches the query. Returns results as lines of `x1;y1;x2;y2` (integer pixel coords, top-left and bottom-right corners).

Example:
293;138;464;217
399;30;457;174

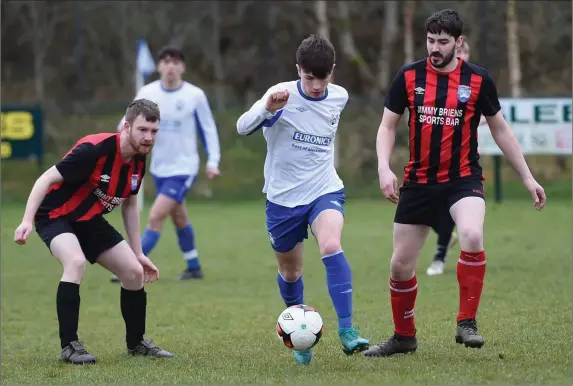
296;34;335;79
425;9;464;39
158;46;185;62
125;99;160;126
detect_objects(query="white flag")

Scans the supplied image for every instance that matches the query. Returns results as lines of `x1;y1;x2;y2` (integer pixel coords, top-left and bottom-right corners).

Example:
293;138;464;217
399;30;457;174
137;39;156;79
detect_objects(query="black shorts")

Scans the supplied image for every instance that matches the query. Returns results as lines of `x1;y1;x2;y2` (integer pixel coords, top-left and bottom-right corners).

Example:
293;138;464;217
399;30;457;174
394;177;485;229
35;215;124;264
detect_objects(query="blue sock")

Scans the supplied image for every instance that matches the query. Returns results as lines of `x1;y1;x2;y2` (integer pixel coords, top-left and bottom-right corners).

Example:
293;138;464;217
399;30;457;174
141;229;160;256
322;251;353;329
277;272;304;307
177;224;201;271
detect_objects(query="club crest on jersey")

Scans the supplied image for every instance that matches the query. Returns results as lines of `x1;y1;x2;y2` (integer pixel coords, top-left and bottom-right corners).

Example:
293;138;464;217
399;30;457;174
131;174;139;191
176;100;184;111
328;108;340;125
457;85;471;103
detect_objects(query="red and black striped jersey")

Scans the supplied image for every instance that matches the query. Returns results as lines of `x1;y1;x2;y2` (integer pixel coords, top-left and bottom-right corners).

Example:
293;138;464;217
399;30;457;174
36;133;146;222
385;57;501;184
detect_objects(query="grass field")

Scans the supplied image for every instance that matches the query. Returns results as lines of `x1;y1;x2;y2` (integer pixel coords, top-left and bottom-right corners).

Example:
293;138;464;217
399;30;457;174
1;199;571;385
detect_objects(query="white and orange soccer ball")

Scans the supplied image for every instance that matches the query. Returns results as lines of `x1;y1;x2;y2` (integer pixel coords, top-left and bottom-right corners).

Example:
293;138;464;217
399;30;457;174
276;304;324;351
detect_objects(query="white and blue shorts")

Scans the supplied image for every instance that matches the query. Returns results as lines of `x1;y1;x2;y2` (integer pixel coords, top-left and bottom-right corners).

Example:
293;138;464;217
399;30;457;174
265;189;345;253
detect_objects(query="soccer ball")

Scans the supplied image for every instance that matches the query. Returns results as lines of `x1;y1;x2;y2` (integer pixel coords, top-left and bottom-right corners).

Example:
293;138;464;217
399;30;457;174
276;304;324;351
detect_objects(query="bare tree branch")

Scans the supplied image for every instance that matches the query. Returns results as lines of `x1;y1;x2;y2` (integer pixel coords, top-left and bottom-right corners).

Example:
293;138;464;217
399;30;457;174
378;1;399;92
403;0;415;65
336;1;377;94
507;0;523;97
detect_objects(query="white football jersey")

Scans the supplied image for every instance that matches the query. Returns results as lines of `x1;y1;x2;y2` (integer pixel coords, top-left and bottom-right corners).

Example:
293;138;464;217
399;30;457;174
119;80;221;178
237;80;347;207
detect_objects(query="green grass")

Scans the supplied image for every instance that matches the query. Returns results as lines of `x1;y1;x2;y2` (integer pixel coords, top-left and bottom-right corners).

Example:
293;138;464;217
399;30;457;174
1;199;571;385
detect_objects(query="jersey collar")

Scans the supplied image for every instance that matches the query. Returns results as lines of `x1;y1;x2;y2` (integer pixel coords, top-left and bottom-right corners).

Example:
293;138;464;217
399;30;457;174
297;80;328;101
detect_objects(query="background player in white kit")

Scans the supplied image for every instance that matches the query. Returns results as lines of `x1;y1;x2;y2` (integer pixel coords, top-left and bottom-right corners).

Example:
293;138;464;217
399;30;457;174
111;46;221;283
236;34;369;366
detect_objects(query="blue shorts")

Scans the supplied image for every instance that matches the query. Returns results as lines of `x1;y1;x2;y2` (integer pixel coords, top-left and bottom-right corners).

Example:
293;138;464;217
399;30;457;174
266;189;345;253
153;175;196;203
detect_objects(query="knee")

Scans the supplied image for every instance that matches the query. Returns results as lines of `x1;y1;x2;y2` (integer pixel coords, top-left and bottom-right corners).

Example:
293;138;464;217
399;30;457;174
276;252;303;282
171;209;188;229
279;268;302;282
148;210;167;230
318;237;342;257
62;256;86;282
390;251;416;281
458;226;483;251
119;264;144;290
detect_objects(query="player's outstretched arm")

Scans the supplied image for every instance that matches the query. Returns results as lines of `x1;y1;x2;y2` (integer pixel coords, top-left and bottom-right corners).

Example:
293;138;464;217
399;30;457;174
486;111;546;210
14;166;64;244
377;108;402;204
236;88;289;136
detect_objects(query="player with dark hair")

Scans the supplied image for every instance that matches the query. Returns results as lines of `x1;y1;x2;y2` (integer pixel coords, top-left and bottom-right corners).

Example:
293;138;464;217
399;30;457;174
14;99;174;364
110;45;221;283
237;34;369;365
426;35;489;277
363;9;546;357
426;35;463;276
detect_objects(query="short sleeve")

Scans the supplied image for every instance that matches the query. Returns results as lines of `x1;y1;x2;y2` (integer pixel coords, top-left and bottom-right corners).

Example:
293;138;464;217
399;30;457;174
55;143;98;184
478;71;502;117
384;67;408;114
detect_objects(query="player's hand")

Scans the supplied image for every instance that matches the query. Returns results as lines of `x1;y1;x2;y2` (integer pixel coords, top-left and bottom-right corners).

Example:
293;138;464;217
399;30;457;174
265;90;290;113
14;221;33;245
136;254;159;283
523;178;546;211
378;167;399;204
206;166;220;180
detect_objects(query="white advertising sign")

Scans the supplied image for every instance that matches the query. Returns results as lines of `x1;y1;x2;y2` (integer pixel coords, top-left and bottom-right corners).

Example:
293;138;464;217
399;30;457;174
478;98;572;155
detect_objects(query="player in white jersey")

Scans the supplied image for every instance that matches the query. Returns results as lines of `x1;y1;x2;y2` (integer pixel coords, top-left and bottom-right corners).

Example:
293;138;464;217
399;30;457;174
111;46;221;283
236;34;369;366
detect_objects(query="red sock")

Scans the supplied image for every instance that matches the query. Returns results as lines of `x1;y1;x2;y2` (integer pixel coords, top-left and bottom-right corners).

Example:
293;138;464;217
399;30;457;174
390;275;417;337
457;250;486;323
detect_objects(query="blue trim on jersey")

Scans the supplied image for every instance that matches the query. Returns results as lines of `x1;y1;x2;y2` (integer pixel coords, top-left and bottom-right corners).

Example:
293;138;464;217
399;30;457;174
247;109;284;136
160;81;184;93
194;110;208;157
297;80;328;101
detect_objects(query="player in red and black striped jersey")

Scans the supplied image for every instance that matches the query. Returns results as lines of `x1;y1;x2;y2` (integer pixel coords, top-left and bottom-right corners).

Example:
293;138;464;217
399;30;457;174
364;9;546;358
13;99;175;364
426;36;483;277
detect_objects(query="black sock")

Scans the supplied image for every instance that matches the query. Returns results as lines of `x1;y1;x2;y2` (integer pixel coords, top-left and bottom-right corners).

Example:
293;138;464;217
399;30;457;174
433;245;447;262
56;281;80;349
437;228;453;248
120;287;147;350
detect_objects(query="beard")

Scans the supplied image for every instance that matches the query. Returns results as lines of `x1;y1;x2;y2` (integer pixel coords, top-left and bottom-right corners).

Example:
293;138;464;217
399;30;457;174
429;48;456;68
129;132;152;155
